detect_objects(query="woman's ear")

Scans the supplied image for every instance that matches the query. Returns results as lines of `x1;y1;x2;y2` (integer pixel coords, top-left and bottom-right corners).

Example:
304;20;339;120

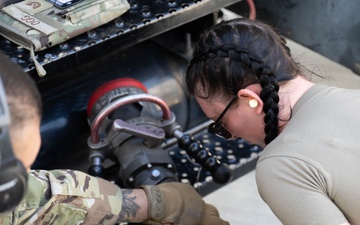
237;88;263;114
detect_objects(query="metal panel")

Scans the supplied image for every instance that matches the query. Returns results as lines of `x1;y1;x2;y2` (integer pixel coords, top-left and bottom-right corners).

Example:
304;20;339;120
1;0;244;81
241;0;360;74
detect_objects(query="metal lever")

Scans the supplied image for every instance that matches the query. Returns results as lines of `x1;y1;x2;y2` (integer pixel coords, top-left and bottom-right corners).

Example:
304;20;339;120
112;119;165;147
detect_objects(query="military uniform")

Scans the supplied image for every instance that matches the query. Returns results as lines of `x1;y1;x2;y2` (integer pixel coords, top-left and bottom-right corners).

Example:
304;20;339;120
0;170;123;225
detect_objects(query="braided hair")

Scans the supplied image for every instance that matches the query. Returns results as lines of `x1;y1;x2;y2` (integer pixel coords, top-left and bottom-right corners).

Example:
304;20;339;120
186;18;301;144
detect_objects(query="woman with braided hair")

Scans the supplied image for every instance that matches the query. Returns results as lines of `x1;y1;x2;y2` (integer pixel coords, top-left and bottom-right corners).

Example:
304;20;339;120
186;18;360;225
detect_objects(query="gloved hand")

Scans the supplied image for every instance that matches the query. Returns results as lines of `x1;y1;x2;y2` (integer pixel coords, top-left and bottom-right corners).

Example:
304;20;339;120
140;182;229;225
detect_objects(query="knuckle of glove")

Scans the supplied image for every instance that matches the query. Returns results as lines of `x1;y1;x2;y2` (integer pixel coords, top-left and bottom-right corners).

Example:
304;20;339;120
202;204;229;225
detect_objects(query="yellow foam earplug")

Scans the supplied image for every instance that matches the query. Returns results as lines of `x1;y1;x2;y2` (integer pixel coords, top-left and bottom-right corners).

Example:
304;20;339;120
249;98;258;108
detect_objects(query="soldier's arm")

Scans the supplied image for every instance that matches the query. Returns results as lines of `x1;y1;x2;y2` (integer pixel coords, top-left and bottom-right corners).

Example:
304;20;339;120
0;170;226;225
118;188;149;223
0;169;151;225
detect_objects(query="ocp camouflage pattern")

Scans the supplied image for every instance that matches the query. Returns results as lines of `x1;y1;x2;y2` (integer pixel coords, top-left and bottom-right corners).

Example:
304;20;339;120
0;0;130;51
0;169;123;225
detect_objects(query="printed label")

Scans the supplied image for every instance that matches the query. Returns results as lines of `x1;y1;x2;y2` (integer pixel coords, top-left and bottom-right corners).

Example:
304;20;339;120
3;4;57;35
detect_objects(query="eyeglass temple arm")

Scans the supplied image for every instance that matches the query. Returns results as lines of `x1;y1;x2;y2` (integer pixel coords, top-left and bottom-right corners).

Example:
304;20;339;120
214;95;238;125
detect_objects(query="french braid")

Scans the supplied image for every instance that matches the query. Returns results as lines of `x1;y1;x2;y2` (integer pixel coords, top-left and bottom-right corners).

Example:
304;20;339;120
186;18;301;144
190;45;279;144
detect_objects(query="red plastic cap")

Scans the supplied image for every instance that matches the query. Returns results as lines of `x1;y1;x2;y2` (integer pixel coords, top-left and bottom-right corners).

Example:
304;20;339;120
87;78;148;116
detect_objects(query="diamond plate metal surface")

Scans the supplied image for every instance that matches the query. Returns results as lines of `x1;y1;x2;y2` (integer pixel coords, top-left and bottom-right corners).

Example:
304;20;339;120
0;0;243;80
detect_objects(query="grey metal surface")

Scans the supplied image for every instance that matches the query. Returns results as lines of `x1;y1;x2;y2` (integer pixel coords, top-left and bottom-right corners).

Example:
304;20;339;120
244;0;360;75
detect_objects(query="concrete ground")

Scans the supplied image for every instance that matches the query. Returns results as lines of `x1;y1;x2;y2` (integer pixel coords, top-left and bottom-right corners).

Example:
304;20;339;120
203;39;360;224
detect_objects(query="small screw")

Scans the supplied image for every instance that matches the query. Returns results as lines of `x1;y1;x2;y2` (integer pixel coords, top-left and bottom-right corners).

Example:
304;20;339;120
151;169;161;180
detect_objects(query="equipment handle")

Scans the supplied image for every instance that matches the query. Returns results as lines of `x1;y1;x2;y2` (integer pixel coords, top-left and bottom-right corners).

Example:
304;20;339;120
177;134;233;184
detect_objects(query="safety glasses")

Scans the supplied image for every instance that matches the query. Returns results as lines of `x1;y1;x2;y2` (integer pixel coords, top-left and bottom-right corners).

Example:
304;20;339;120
207;95;238;139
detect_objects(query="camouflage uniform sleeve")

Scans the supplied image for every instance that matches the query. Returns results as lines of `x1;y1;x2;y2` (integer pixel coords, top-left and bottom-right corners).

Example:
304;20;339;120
0;169;123;225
